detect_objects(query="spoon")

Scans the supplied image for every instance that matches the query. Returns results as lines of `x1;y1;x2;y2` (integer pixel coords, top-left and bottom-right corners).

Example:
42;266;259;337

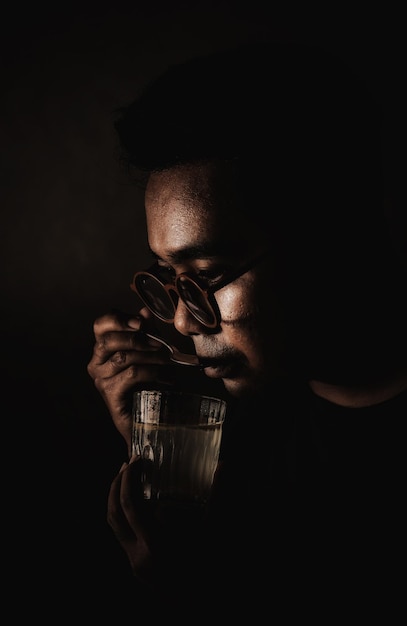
144;332;202;367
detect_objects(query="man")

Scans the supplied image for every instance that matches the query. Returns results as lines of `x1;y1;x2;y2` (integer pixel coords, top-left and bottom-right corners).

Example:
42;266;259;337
87;42;407;613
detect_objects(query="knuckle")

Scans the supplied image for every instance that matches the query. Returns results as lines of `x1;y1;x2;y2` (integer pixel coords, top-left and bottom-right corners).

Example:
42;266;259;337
126;365;140;379
92;376;105;392
96;337;108;353
110;351;127;366
93;314;109;334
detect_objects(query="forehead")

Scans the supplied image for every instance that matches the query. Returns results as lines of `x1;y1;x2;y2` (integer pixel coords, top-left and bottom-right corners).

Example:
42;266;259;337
145;162;260;259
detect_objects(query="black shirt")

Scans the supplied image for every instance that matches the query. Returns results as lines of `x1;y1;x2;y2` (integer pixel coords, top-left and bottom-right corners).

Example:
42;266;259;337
211;384;407;613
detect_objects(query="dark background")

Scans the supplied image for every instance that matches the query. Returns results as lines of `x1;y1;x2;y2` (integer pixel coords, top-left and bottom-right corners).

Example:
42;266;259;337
1;2;405;614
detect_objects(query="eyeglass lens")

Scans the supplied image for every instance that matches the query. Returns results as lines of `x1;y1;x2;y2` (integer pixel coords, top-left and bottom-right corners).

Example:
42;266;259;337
134;274;175;321
135;272;217;326
176;276;216;326
133;252;266;327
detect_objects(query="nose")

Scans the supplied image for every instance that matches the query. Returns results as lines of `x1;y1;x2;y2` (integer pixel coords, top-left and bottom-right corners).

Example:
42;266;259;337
173;298;207;336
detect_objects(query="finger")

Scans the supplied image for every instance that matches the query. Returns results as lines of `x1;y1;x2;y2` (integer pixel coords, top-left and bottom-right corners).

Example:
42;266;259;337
89;357;172;454
93;310;145;337
91;361;168;417
89;339;169;380
107;463;136;543
107;461;154;580
96;375;134;450
92;308;157;341
89;328;166;370
107;460;148;540
119;457;150;541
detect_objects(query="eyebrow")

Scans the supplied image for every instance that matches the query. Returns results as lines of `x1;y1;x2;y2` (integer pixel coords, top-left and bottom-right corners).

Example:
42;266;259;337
148;240;245;264
149;243;230;264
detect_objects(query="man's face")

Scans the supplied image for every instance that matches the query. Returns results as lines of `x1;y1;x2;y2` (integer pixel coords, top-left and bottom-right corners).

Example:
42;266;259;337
144;161;287;398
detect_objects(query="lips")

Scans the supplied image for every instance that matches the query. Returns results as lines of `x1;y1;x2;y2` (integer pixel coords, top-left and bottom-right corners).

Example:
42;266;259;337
199;357;239;378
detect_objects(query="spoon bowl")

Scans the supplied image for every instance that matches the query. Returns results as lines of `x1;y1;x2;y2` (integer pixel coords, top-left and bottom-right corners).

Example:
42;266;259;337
145;332;201;367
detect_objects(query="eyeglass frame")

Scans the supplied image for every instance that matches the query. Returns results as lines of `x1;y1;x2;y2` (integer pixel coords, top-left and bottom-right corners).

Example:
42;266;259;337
130;251;267;329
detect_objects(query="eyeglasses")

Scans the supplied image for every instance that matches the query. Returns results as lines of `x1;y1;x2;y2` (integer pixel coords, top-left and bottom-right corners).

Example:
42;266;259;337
130;252;266;329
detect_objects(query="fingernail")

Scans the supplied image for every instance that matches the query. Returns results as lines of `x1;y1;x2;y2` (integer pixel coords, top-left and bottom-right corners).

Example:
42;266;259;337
127;317;141;329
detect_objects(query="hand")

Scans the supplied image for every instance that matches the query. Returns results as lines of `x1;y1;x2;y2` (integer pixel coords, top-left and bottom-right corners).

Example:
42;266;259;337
87;308;173;455
107;456;212;591
107;456;155;584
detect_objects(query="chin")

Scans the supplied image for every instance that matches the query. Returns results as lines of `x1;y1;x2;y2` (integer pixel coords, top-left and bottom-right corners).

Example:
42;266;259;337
222;377;260;399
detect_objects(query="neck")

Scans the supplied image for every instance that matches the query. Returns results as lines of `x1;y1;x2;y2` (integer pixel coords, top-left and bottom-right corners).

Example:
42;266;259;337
308;368;407;408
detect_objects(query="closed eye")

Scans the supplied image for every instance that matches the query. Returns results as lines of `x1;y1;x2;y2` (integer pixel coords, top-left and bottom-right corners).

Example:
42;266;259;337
193;270;229;288
156;262;230;288
153;263;176;283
